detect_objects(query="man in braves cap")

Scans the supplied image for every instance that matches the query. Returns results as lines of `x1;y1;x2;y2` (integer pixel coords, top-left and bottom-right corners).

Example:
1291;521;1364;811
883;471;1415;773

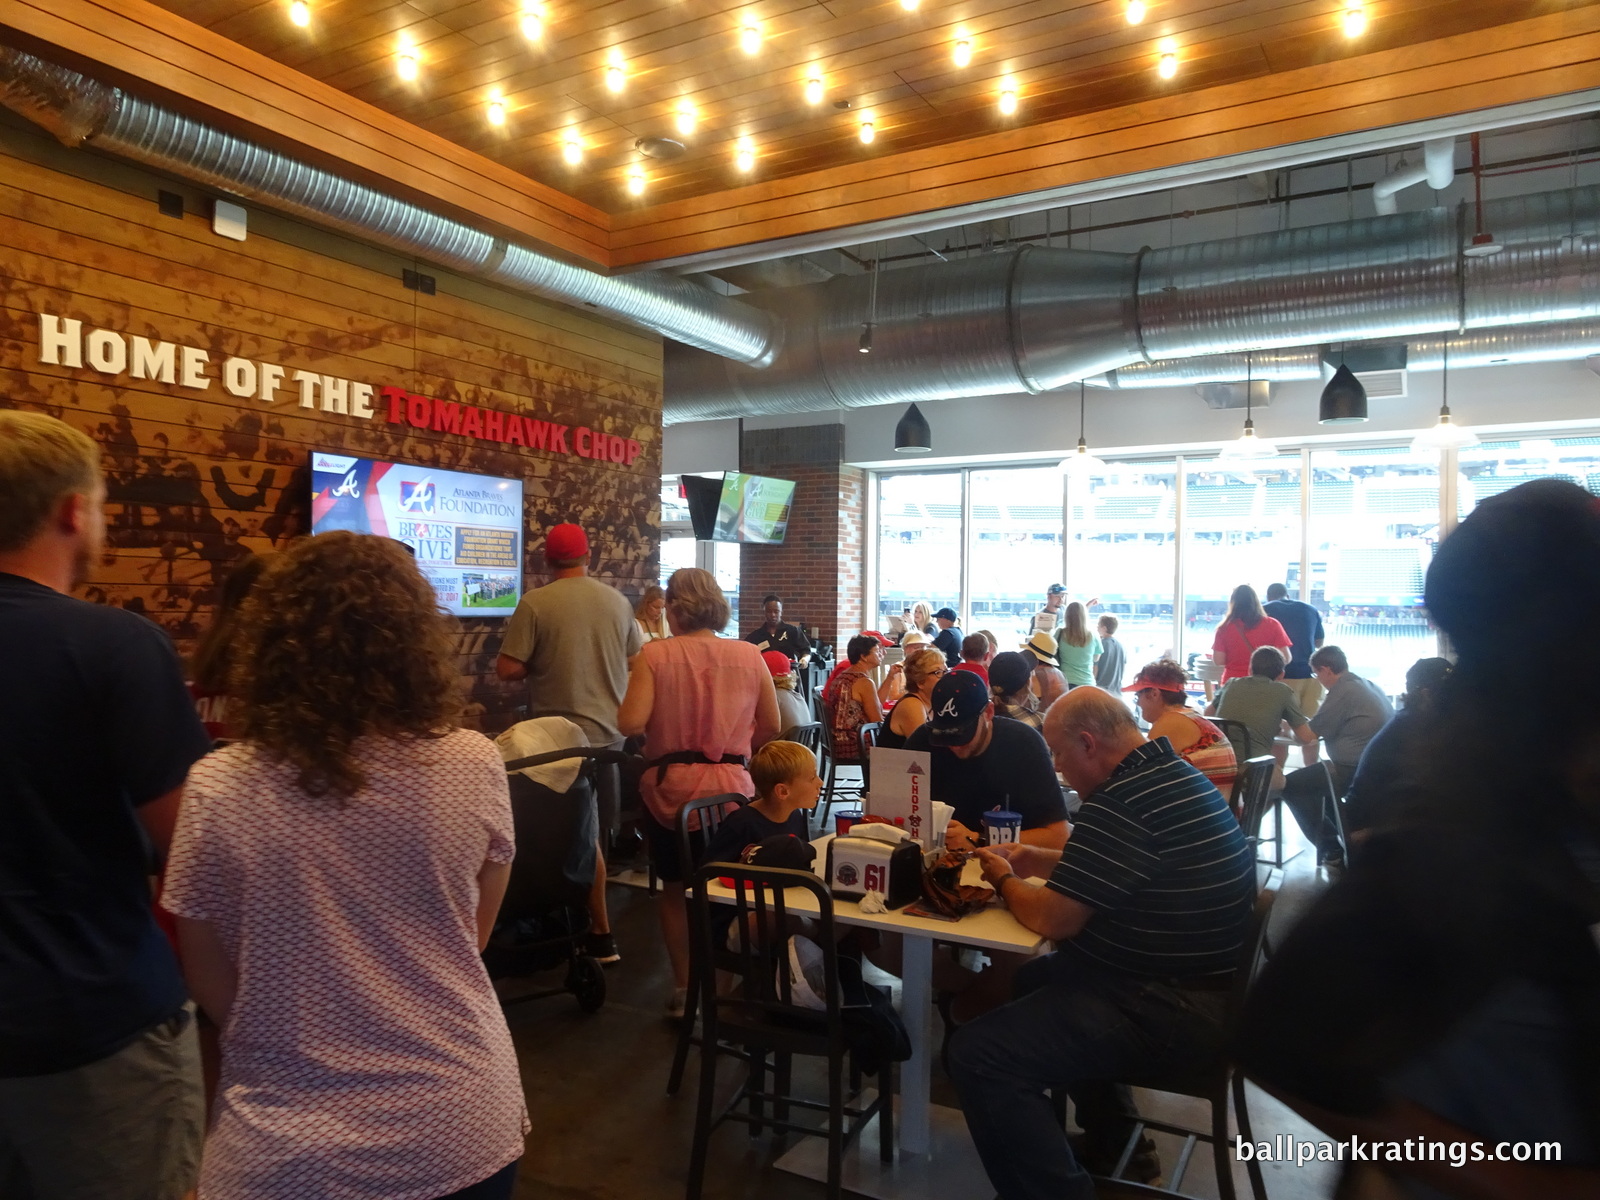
902;670;1068;855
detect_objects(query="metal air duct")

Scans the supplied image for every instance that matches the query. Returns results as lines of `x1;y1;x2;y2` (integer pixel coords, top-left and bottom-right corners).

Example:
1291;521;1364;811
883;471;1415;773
0;45;781;367
1093;319;1600;387
666;185;1600;422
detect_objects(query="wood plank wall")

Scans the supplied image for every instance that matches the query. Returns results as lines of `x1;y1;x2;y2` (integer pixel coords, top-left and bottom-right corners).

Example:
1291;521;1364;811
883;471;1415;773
0;111;663;734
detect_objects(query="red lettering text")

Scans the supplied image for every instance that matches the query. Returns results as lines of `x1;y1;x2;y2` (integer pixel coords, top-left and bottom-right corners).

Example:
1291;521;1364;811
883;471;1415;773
575;426;592;457
460;406;484;439
624;438;642;465
484;408;505;440
504;415;526;446
405;394;431;428
524;418;548;450
382;385;407;424
432;400;462;434
549;424;569;454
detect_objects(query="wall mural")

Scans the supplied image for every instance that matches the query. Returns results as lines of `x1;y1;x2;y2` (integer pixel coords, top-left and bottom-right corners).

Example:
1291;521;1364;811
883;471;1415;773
0;131;662;735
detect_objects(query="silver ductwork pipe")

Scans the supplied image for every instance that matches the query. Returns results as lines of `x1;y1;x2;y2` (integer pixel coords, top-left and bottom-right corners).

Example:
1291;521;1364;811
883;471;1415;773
1094;319;1600;387
666;184;1600;422
0;45;781;367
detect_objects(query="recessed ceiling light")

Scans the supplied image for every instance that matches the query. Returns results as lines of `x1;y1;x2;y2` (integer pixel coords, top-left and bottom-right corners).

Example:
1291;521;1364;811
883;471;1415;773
605;61;625;93
901;0;920;9
289;0;310;27
999;86;1018;115
627;167;646;197
859;119;875;144
1125;0;1146;23
1157;43;1178;78
675;102;696;136
521;3;543;40
805;76;824;105
563;137;583;165
1343;2;1367;36
734;137;756;172
740;22;761;55
487;99;506;126
397;52;418;82
952;38;972;68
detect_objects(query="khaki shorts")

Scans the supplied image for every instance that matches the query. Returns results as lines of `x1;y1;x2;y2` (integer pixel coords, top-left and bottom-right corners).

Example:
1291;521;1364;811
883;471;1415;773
1285;676;1325;719
0;1005;204;1200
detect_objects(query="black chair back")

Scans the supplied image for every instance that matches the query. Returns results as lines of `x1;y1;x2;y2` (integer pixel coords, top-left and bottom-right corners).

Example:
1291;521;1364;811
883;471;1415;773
1211;716;1254;761
781;722;824;753
676;792;748;884
1310;760;1351;863
857;723;879;788
689;863;842;1043
1234;755;1277;841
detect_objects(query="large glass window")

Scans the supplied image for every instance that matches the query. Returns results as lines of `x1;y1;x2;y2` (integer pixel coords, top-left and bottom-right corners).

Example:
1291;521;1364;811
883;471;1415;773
1066;461;1178;671
1456;436;1600;520
969;467;1064;651
876;472;963;630
869;427;1600;701
1308;447;1439;696
1180;454;1303;673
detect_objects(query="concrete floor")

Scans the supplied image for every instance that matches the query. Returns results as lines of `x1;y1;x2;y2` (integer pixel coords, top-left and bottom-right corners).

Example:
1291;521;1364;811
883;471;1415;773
496;824;1342;1200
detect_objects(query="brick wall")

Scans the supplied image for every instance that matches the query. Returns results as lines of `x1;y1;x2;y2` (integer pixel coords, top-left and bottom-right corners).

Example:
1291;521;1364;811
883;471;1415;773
737;425;868;651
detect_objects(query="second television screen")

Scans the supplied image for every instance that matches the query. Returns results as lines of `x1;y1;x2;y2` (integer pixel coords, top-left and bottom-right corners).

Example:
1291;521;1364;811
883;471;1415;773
309;453;524;617
714;472;795;544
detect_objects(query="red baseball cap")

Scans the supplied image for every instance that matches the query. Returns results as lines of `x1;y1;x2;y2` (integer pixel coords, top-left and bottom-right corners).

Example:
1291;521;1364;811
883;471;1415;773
864;631;893;647
544;523;589;562
761;650;793;676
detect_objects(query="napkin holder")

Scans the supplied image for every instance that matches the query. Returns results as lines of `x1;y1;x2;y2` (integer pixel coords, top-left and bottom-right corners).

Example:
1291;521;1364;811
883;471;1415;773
825;828;923;909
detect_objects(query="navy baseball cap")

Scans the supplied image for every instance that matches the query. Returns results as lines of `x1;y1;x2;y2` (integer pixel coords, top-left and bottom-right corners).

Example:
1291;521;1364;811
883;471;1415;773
928;669;992;746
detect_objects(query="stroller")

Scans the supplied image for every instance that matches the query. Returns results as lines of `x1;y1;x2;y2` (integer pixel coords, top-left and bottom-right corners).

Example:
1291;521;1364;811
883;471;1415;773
482;745;635;1013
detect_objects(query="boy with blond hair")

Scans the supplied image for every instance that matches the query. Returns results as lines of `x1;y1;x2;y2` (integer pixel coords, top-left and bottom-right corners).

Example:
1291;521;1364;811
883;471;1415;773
702;739;821;868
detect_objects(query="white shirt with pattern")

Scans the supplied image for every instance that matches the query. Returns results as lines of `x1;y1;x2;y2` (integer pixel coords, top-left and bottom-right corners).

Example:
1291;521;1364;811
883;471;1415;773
164;730;527;1200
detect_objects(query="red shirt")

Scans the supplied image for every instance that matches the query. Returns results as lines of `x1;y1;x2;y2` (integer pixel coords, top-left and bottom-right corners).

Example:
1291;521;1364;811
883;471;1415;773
953;662;990;684
1211;617;1293;682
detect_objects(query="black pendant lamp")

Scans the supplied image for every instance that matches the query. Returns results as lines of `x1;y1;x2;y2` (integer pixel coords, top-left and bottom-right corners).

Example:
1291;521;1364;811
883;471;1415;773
1319;363;1369;424
894;403;932;453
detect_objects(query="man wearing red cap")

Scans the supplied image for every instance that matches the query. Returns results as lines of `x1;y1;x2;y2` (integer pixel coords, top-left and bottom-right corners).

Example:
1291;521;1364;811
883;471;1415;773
497;522;641;964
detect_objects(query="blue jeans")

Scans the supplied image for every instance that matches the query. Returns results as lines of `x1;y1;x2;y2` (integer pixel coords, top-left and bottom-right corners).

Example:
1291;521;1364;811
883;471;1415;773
948;953;1228;1200
433;1159;519;1200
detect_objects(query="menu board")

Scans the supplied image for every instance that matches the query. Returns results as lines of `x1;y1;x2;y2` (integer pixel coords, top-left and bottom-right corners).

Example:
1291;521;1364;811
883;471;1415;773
309;452;524;617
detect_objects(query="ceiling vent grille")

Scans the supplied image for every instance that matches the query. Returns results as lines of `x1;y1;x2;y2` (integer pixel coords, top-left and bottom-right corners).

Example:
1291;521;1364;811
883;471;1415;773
1356;369;1408;399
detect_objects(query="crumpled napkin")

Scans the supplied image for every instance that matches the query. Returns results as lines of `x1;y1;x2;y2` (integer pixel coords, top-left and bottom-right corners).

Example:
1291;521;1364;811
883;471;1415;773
858;890;888;914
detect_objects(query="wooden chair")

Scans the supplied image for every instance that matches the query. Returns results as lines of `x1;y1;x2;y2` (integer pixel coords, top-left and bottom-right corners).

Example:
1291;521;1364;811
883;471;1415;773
1084;870;1281;1200
666;793;748;1098
684;863;894;1200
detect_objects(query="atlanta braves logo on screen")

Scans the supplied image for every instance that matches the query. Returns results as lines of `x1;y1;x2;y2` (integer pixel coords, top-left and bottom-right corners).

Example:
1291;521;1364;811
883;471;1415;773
329;469;361;499
399;478;436;514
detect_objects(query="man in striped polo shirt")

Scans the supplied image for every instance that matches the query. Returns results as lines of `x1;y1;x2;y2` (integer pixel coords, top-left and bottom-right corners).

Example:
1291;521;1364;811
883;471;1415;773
949;688;1256;1200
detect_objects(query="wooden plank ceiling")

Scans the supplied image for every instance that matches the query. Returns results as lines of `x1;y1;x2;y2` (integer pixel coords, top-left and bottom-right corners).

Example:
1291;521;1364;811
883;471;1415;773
144;0;1561;214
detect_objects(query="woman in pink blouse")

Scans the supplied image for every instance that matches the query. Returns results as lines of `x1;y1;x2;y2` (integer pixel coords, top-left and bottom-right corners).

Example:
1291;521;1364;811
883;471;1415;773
618;567;781;1017
1211;583;1293;683
164;533;525;1200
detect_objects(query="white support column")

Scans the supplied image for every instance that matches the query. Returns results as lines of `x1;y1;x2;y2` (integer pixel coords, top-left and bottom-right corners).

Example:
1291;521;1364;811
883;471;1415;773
1299;447;1313;602
1172;456;1186;666
958;469;972;626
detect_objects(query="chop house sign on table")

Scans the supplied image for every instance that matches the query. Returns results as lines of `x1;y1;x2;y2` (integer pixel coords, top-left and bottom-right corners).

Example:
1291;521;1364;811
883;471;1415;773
34;313;643;469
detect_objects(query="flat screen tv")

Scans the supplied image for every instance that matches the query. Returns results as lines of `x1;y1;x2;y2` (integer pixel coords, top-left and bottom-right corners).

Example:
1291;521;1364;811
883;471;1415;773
309;452;524;618
714;472;796;544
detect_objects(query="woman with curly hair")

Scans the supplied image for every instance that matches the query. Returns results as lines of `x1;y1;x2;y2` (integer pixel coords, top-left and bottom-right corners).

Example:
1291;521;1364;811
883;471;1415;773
162;533;526;1200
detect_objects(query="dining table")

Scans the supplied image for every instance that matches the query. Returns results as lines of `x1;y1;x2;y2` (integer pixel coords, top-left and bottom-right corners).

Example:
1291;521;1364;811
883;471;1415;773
704;833;1049;1200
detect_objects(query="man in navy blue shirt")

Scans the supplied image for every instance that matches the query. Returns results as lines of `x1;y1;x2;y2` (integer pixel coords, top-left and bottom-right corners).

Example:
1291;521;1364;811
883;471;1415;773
948;687;1255;1199
0;412;211;1198
1264;582;1326;717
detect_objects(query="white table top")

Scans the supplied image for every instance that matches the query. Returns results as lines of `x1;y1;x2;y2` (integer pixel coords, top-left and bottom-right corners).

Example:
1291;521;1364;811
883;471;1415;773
705;833;1049;957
